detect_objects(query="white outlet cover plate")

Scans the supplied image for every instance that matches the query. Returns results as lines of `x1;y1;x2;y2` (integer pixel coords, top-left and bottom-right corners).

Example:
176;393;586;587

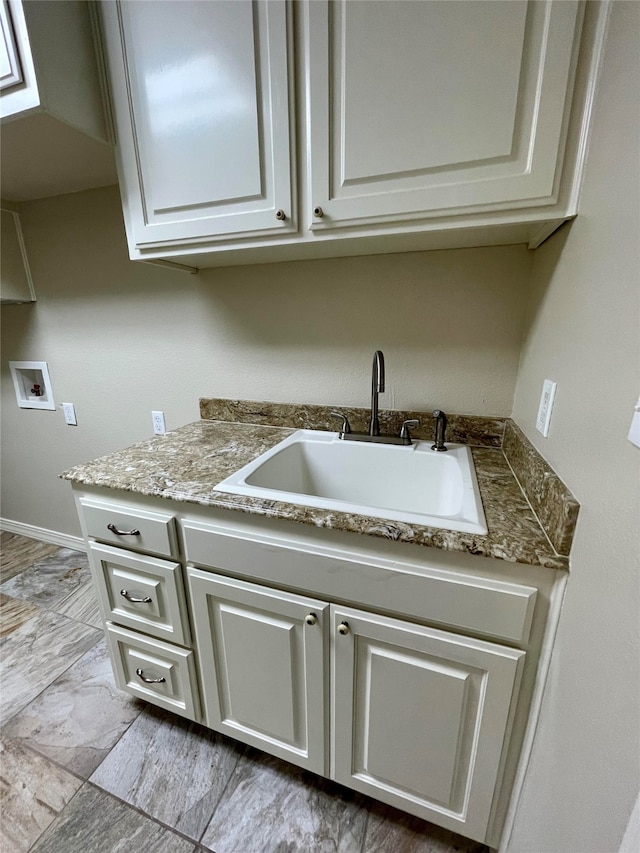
536;379;557;437
152;411;166;435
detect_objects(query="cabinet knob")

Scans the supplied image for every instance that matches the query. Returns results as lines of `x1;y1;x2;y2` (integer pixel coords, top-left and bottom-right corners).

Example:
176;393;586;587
275;209;286;221
305;612;318;626
313;206;324;218
338;621;350;636
135;668;166;684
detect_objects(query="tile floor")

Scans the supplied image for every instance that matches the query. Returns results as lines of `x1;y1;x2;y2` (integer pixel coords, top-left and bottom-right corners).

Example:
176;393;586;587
0;531;488;853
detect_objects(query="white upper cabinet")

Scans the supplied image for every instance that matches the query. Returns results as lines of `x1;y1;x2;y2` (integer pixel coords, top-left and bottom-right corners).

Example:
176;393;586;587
99;0;607;268
101;0;295;252
1;1;116;203
306;0;581;227
0;0;107;136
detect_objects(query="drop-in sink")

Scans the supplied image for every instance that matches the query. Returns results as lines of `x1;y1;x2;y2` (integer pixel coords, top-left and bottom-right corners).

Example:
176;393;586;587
214;430;487;535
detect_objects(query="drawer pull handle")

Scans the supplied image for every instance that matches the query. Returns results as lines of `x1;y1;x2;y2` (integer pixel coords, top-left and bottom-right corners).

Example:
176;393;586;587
305;612;317;626
136;668;165;684
107;523;140;536
338;621;350;636
120;589;152;604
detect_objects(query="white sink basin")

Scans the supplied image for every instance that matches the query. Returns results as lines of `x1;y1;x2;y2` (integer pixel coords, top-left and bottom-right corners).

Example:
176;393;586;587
214;430;487;535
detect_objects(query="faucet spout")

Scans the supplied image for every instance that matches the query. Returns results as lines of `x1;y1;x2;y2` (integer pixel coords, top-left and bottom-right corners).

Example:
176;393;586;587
369;350;385;436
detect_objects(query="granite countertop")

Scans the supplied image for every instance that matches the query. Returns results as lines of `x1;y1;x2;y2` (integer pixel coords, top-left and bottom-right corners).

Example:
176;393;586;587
61;419;569;571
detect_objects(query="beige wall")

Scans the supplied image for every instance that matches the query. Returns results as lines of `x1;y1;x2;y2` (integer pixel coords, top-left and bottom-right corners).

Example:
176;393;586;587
0;187;532;536
507;3;640;851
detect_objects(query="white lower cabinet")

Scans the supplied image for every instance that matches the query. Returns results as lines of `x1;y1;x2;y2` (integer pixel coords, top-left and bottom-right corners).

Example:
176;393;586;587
74;490;557;847
331;606;524;841
187;567;525;842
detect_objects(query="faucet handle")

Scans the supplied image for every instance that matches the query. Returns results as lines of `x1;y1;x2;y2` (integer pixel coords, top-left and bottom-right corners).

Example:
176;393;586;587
330;411;351;435
432;409;448;451
399;419;420;443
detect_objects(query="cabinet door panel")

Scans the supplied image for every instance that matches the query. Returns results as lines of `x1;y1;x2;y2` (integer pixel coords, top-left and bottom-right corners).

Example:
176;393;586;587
307;0;582;227
103;0;295;248
332;606;524;843
0;1;23;91
188;567;327;774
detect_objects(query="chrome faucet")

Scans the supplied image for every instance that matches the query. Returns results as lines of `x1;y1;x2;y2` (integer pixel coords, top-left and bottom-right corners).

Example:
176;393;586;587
330;351;420;445
369;350;385;436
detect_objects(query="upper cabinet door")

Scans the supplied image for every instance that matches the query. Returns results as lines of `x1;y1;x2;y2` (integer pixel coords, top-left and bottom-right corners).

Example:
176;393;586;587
306;0;582;229
0;1;23;92
101;0;295;250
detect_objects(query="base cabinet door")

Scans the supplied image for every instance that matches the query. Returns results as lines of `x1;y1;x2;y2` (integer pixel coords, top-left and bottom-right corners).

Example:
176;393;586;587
188;567;328;774
331;606;525;843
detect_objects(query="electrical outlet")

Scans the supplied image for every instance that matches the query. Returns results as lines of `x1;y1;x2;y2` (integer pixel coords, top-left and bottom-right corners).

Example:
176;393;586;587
62;402;77;426
152;411;166;435
536;380;557;437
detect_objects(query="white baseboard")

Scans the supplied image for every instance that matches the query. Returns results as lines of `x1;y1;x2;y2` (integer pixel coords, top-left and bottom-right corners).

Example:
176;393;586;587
0;517;86;552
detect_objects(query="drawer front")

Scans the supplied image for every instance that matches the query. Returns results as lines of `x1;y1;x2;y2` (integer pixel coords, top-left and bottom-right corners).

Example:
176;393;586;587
183;520;538;646
106;623;200;722
89;542;190;645
80;497;177;557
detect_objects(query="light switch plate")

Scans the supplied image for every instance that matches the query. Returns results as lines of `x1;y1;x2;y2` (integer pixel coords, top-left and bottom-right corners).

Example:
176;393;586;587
536;379;557;437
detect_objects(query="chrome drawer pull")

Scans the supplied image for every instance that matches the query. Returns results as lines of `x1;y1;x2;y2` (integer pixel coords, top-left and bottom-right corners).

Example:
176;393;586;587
120;589;152;604
136;668;165;684
107;523;140;536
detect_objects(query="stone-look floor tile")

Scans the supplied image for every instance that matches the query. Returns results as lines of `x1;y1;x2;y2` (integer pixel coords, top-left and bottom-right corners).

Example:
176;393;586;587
362;800;488;853
0;592;40;637
0;547;91;612
0;608;100;724
0;734;83;853
55;579;103;628
31;783;197;853
0;544;102;628
0;532;60;584
90;705;245;841
201;748;369;853
3;638;144;778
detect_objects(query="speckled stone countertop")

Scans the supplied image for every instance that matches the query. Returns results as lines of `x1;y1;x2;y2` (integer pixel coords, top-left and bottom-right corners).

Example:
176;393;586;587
61;419;570;571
